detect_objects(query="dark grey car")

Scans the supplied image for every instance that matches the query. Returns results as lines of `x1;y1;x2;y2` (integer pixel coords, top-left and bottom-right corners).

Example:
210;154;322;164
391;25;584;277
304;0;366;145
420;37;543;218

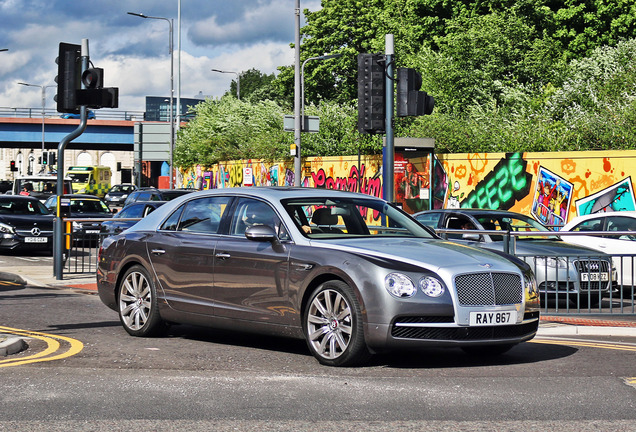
97;188;540;366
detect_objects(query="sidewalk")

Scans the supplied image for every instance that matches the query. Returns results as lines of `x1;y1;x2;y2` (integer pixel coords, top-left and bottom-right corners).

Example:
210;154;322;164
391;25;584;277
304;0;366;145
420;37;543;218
2;264;636;338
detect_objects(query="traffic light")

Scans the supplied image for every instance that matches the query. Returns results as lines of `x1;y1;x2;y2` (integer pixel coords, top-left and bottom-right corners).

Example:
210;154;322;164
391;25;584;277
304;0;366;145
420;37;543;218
48;151;56;166
41;154;47;165
82;68;103;88
55;42;81;113
77;67;119;109
10;161;17;172
396;67;434;117
357;53;386;134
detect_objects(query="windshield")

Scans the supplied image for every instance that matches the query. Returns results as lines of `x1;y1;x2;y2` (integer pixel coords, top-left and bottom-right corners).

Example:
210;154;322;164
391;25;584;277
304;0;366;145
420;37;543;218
70;199;110;214
0;198;50;215
475;214;560;241
68;173;90;183
282;197;434;239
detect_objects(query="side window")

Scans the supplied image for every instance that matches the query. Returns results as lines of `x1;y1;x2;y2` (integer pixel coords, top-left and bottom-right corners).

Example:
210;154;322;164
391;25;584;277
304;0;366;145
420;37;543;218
160;206;184;231
229;198;283;238
607;216;636;240
571;218;603;233
414;212;442;229
178;196;231;234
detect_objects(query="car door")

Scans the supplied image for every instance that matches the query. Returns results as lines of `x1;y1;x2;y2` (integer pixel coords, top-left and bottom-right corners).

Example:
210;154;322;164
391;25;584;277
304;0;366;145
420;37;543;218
213;197;293;324
146;195;231;315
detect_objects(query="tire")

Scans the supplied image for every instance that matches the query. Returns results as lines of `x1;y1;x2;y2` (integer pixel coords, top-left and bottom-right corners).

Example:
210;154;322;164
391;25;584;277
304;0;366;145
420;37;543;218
461;343;515;357
303;280;371;367
118;265;165;337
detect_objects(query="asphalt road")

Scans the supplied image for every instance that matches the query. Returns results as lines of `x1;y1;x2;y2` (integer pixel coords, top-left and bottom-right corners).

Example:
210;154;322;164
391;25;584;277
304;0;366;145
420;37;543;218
1;283;635;431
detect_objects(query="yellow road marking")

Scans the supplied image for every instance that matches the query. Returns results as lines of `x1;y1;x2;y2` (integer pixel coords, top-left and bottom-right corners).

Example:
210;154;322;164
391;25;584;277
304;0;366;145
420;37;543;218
0;326;83;367
532;338;636;352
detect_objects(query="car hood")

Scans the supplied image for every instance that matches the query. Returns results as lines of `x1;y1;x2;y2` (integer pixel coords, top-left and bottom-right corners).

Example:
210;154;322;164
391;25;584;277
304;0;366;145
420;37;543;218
0;214;54;229
313;237;520;273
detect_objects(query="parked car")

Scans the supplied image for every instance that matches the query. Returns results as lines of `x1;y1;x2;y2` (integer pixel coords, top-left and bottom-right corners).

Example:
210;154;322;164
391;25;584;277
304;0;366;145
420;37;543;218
104;184;138;206
100;201;166;237
44;194;114;243
61;110;95;119
122;187;194;207
97;187;540;367
0;195;53;252
561;212;636;294
413;209;616;307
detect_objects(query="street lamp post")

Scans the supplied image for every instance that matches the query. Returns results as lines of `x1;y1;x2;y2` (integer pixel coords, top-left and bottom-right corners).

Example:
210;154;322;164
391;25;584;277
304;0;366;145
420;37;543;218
17;82;55;171
211;69;240;100
128;11;175;189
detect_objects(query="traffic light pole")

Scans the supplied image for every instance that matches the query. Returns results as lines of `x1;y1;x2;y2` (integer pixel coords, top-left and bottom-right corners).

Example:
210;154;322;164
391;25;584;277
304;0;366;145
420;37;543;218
383;35;395;203
53;39;89;280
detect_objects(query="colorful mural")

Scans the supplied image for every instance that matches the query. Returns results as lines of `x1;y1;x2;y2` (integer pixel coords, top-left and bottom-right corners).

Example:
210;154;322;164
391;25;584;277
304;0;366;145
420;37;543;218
178;150;636;226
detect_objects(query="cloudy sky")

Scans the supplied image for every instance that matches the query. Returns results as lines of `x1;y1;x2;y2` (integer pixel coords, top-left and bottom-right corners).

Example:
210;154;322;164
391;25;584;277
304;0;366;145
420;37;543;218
0;0;321;113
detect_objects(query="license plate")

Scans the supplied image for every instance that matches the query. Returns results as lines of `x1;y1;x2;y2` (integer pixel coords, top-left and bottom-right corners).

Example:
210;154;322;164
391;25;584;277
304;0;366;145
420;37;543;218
469;311;517;326
581;272;609;282
24;237;48;243
85;230;100;234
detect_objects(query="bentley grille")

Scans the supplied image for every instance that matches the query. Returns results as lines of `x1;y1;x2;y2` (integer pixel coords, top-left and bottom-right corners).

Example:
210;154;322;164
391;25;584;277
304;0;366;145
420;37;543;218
455;272;523;306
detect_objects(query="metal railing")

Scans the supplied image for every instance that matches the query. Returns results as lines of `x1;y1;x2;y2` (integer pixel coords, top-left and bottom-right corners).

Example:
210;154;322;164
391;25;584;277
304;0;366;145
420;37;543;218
0;107;145;121
436;228;635;316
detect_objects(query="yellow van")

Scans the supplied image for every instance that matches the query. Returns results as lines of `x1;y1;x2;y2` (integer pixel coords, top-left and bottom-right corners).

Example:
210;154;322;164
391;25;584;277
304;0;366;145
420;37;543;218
66;166;112;198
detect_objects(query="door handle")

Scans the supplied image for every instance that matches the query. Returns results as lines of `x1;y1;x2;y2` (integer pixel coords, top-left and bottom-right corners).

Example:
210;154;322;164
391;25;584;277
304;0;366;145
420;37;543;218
151;249;166;255
215;252;231;260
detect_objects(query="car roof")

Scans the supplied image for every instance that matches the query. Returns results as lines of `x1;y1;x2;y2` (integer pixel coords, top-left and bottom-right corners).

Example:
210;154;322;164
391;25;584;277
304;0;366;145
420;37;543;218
0;195;42;202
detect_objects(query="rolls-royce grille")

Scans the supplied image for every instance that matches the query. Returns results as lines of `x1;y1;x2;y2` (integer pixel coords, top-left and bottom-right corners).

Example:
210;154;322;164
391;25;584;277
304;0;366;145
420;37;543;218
455;272;523;306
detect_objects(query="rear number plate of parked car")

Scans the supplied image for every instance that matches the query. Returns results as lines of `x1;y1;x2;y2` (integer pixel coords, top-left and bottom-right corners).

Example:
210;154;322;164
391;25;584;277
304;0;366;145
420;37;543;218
24;237;47;243
581;272;609;282
469;311;516;326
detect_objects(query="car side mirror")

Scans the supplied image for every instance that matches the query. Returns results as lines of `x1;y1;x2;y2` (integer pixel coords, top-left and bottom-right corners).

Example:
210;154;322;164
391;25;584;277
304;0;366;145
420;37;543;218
245;224;280;245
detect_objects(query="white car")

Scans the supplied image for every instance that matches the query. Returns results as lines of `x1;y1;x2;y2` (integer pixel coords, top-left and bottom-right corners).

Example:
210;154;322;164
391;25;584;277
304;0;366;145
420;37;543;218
561;212;636;294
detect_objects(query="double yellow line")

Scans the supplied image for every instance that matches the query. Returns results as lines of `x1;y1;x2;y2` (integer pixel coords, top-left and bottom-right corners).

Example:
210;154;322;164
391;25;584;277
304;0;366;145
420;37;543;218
532;337;636;352
0;326;83;368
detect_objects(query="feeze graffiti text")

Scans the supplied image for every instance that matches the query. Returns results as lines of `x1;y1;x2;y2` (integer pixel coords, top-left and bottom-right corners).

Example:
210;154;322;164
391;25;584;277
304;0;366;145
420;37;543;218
461;153;531;210
312;164;382;198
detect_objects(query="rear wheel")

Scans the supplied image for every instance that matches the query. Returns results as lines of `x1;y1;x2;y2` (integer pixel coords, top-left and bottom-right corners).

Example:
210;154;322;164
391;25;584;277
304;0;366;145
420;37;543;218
304;280;371;367
118;265;165;337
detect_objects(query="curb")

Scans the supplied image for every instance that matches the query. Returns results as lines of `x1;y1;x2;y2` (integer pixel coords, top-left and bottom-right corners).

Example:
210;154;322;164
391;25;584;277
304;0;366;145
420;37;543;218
0;334;28;357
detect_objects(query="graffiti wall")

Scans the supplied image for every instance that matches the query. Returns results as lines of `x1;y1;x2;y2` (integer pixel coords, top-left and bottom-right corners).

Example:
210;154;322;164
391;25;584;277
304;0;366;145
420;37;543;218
178;150;636;225
179;155;383;198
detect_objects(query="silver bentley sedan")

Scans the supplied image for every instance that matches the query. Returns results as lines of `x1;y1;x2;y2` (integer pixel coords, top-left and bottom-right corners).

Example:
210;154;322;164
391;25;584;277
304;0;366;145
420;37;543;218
97;187;540;366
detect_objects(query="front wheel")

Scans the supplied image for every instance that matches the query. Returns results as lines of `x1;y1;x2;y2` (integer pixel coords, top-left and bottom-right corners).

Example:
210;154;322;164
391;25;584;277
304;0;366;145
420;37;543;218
118;265;165;337
303;280;371;367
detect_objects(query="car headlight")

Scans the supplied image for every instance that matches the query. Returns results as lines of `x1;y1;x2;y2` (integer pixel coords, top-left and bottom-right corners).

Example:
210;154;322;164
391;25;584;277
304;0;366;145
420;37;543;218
419;276;445;297
534;256;568;269
384;273;416;298
121;194;128;199
0;222;15;234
